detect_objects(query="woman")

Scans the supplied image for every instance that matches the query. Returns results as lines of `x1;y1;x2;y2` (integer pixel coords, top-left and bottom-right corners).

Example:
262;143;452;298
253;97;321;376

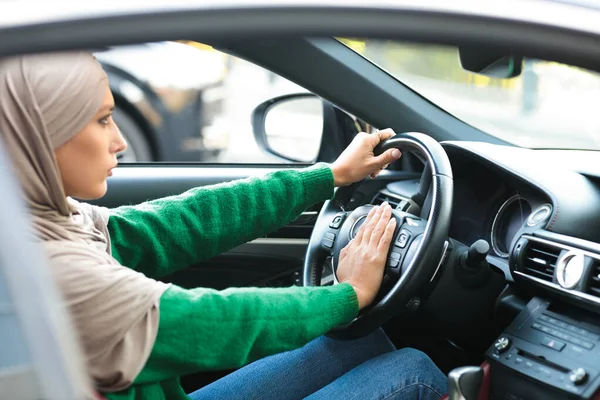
0;51;447;399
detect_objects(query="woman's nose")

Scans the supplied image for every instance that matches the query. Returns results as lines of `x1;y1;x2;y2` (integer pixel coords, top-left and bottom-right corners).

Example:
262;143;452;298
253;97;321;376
113;126;128;154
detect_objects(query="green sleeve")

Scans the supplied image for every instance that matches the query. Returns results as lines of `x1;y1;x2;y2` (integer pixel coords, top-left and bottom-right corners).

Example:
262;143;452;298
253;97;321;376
133;283;359;384
106;163;334;278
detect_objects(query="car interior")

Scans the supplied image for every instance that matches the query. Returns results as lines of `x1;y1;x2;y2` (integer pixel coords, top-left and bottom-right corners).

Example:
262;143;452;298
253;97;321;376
2;3;600;400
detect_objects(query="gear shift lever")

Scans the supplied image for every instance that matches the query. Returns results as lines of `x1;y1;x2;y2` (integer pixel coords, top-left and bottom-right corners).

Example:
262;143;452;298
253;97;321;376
448;366;483;400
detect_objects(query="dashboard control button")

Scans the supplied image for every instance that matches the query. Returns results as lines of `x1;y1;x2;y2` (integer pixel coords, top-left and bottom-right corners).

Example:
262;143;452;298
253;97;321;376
527;204;552;227
569;368;588;386
541;336;565;352
538;366;553;379
580;341;595;350
557;321;568;329
515;356;523;365
494;337;511;353
571;346;585;355
570;337;583;346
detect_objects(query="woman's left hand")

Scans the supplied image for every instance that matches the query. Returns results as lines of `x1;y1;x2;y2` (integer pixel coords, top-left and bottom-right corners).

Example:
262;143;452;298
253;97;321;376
330;128;402;187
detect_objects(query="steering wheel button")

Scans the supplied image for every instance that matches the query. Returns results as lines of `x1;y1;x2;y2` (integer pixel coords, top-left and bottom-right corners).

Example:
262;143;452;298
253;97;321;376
396;229;411;248
389;251;401;261
329;214;345;229
388;257;400;268
324;232;336;240
322;239;334;249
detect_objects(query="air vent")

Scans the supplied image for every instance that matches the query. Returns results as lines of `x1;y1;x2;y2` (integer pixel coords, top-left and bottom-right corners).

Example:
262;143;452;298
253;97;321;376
521;242;561;282
372;191;403;209
587;262;600;297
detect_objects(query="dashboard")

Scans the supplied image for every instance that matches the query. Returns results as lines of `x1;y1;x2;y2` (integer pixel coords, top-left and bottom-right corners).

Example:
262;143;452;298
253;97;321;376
369;140;600;399
372;141;600;311
446;146;548;260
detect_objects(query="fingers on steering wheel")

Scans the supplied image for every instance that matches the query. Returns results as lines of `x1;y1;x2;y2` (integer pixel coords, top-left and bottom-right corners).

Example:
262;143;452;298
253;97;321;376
339;246;348;261
361;204;383;245
371;128;395;145
369;203;392;248
377;218;397;253
354;205;379;245
370;163;389;179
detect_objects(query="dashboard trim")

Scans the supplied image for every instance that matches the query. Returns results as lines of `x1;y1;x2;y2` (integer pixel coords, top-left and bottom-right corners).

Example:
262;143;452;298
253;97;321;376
514;270;600;307
430;240;449;282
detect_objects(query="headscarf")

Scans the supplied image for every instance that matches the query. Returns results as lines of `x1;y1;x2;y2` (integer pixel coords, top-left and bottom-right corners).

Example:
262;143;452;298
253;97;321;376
0;52;169;392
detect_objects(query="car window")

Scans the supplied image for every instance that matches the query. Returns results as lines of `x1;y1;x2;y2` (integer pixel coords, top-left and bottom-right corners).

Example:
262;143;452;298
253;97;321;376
339;38;600;151
94;41;316;163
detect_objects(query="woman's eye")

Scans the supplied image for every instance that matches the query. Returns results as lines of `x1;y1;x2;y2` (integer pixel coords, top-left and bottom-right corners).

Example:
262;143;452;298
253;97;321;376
99;115;112;126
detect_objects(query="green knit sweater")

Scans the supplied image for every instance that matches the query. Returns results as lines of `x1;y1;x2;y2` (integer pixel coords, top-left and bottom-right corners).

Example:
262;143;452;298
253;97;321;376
102;164;359;400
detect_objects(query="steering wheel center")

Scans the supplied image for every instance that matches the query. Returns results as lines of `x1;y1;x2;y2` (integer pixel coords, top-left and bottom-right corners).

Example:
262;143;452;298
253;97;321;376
349;214;368;240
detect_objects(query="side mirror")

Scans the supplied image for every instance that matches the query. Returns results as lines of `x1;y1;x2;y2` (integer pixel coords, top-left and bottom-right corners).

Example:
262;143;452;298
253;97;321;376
252;93;324;162
458;46;523;79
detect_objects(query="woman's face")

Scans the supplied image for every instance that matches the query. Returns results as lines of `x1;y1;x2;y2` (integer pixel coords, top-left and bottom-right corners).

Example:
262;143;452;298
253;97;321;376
55;86;127;200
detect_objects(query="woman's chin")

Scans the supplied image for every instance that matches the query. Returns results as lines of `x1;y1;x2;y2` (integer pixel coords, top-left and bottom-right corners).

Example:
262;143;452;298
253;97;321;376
74;181;108;200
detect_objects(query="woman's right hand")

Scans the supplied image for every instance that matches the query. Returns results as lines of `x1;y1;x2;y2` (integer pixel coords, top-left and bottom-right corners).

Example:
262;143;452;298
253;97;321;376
336;202;396;310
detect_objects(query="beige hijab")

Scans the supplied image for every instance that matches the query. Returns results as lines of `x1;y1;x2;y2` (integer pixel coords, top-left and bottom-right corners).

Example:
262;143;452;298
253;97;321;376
0;52;169;392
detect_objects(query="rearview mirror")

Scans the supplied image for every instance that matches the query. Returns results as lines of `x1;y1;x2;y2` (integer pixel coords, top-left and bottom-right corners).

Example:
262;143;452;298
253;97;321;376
252;93;324;162
458;46;523;79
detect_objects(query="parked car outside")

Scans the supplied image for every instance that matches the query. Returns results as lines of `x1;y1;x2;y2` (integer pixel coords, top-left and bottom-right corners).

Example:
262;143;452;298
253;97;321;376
94;41;230;161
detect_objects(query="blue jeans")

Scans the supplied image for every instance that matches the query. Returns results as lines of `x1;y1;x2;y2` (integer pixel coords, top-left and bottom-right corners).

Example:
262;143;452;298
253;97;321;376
189;329;448;400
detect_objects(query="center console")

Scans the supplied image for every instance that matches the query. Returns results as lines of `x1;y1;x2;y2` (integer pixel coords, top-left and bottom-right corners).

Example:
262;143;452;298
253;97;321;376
486;297;600;399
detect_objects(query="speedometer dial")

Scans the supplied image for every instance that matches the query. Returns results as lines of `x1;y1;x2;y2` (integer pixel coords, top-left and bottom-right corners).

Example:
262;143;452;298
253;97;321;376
491;195;531;258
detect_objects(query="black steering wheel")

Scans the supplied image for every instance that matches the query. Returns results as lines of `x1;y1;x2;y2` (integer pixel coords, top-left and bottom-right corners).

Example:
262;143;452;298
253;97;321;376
303;132;454;339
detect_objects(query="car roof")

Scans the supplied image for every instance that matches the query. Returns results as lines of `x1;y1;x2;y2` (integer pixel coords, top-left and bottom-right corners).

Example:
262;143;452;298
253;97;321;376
2;0;600;37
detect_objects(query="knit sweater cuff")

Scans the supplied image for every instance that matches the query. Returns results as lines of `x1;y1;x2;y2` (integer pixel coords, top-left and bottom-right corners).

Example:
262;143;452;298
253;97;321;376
329;283;360;325
300;163;335;203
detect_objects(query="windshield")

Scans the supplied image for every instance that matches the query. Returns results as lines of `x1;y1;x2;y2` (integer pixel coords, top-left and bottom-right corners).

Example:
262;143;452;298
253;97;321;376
340;38;600;151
